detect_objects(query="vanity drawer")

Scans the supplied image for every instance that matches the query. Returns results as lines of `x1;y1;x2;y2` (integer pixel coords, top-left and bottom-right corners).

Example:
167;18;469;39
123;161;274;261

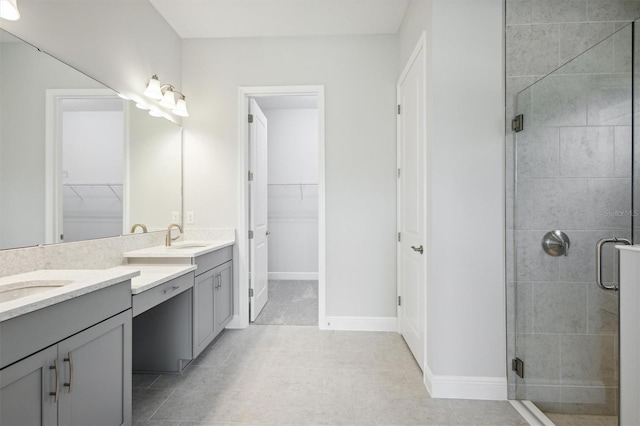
195;246;233;275
132;271;194;317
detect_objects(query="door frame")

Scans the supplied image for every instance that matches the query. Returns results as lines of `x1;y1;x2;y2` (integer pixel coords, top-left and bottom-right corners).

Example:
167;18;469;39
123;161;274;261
44;88;125;244
234;85;326;329
396;32;428;373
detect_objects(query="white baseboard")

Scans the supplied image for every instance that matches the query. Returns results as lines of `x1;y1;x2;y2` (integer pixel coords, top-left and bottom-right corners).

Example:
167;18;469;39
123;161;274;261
424;365;507;400
225;314;244;329
321;316;397;332
268;272;318;280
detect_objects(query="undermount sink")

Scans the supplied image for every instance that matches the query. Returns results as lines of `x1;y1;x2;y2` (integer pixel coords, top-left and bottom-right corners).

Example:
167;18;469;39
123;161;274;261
0;280;75;303
168;243;210;250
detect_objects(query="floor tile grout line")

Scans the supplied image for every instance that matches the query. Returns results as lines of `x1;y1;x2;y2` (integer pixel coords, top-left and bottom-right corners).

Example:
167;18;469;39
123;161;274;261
146;387;177;422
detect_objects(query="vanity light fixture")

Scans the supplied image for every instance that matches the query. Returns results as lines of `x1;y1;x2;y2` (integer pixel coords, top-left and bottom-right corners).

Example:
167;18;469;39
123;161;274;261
143;75;163;100
148;108;163;118
143;75;189;117
159;87;177;109
0;0;19;20
172;95;189;117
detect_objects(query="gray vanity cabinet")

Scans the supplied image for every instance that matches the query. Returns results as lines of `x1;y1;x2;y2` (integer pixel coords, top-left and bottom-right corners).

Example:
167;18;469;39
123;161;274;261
0;311;132;426
0;292;131;426
214;261;233;335
193;247;233;357
57;311;131;426
194;268;217;356
0;345;58;426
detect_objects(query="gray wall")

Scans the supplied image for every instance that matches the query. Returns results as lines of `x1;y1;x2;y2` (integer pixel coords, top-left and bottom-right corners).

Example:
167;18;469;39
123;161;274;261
505;0;640;413
181;35;398;320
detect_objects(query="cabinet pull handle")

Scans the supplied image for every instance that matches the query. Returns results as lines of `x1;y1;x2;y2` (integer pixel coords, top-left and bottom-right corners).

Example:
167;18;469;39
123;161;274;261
63;353;73;393
49;359;59;402
163;285;180;294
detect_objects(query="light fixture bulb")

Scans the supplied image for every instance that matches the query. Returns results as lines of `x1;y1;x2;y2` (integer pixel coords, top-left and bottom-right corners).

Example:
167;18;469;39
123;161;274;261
135;102;149;110
159;88;176;109
0;0;20;20
143;75;163;100
148;109;163;117
172;97;189;117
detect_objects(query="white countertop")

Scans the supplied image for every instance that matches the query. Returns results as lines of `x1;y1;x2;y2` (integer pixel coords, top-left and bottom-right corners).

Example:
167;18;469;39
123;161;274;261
123;239;235;258
0;269;140;322
617;244;640;252
111;264;197;294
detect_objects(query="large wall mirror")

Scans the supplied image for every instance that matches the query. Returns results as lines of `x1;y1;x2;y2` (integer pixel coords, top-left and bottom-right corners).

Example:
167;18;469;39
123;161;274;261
0;28;182;250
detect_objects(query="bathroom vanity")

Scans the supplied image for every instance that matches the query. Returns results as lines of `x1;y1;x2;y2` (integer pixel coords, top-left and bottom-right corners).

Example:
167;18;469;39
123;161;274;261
123;240;235;372
0;270;138;426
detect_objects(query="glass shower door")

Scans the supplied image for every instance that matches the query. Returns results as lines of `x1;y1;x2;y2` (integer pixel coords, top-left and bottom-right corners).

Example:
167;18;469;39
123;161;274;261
513;23;633;422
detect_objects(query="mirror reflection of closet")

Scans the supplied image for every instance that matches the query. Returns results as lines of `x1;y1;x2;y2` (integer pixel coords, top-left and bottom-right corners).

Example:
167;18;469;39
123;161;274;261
0;28;182;250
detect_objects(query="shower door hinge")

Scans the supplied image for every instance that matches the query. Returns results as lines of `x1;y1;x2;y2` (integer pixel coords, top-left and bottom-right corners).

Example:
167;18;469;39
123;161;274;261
397;168;401;178
248;230;254;239
249;288;254;297
398;232;401;242
398;296;402;306
512;357;524;378
397;104;401;115
512;114;524;133
248;114;254;123
248;171;254;181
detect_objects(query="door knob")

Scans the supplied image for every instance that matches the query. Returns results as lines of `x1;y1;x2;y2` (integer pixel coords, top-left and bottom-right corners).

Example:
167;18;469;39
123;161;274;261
411;245;424;254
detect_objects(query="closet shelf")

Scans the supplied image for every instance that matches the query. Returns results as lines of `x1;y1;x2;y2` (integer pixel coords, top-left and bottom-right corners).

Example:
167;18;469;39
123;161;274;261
63;183;123;201
267;183;318;186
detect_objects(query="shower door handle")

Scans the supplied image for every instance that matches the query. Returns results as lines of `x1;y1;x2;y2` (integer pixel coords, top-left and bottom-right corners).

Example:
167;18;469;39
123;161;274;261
596;237;631;291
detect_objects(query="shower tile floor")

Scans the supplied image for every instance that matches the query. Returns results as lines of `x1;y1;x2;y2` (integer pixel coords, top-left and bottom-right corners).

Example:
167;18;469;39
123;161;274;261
253;280;318;326
133;325;528;425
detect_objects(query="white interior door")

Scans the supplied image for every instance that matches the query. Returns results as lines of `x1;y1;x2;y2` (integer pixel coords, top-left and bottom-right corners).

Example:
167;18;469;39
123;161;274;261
249;98;269;321
397;38;426;371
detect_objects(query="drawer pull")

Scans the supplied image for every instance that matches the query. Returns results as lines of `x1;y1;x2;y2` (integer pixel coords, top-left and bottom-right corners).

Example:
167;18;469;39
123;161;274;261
163;285;180;294
49;359;59;402
63;353;73;393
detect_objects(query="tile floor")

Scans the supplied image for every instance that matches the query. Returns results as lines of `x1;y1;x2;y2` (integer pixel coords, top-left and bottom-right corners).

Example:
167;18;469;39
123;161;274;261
546;413;617;426
254;281;319;326
133;325;529;425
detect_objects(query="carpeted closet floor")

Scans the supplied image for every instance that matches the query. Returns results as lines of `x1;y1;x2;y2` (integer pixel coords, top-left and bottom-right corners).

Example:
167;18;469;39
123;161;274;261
254;280;318;326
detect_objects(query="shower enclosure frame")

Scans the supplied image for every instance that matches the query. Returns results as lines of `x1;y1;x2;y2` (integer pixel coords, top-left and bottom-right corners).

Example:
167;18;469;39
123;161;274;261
508;19;638;424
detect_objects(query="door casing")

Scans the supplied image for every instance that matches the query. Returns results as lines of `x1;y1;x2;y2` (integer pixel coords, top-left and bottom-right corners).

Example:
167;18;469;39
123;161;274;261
233;85;326;329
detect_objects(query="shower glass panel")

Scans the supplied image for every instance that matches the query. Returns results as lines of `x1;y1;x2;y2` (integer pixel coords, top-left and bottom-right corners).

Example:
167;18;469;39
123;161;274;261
513;23;633;421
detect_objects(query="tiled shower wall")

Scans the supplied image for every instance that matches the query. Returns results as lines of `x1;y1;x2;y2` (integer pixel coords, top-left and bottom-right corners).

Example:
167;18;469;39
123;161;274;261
505;0;640;413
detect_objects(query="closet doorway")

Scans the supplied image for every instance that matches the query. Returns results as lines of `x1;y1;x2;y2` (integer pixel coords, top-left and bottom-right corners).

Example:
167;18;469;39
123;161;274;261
238;86;325;329
45;89;125;244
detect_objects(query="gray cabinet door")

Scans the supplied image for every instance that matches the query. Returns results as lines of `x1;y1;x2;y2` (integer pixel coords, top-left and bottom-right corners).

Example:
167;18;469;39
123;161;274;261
214;261;233;336
0;345;58;426
57;311;132;426
193;268;216;357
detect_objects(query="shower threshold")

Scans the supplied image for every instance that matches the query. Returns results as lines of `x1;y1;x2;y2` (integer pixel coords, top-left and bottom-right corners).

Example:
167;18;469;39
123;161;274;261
509;400;554;426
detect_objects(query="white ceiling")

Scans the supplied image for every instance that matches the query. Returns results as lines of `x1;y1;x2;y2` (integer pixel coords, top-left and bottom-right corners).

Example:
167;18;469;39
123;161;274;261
149;0;410;39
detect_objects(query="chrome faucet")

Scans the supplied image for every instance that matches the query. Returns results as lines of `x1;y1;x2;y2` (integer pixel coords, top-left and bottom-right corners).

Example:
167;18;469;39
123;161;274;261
166;223;183;246
130;223;148;234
